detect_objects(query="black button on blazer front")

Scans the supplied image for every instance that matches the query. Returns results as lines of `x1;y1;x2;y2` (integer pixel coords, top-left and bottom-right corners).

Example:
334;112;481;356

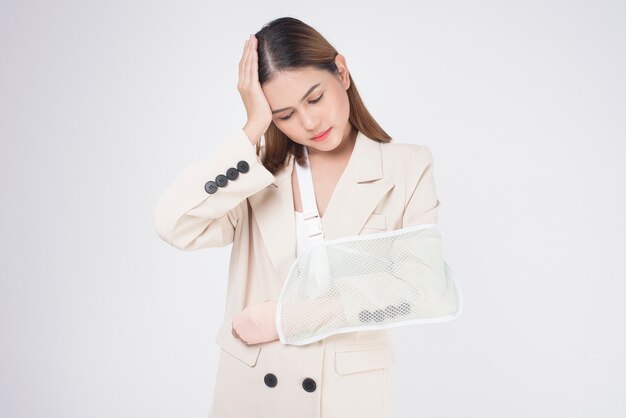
302;377;316;392
264;373;278;388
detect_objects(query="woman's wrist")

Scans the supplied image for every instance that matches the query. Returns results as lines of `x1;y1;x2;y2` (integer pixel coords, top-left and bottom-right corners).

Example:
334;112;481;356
243;123;264;146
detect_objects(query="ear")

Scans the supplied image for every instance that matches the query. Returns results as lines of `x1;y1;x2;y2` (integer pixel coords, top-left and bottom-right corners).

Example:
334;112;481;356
334;54;351;90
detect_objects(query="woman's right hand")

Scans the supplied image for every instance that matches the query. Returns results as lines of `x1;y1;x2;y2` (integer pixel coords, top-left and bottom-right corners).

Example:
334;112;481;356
238;34;272;145
231;300;279;345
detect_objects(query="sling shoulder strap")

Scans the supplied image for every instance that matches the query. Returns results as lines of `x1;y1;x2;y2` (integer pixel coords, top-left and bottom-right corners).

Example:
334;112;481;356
295;146;325;242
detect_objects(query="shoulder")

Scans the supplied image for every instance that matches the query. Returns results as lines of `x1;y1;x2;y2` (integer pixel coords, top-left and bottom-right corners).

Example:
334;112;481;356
379;140;434;172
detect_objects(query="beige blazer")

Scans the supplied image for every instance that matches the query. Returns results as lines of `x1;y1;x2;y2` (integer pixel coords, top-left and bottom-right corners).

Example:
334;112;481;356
154;127;441;418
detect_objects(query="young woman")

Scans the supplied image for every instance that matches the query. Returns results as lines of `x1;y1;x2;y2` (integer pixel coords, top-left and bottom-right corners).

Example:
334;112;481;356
154;17;441;418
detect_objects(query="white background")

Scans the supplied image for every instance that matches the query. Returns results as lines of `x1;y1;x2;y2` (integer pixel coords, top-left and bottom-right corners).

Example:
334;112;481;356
1;1;624;417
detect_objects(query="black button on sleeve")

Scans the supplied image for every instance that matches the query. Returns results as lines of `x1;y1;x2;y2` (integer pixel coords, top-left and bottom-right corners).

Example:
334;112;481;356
204;180;218;194
226;167;239;180
215;174;228;187
237;160;250;173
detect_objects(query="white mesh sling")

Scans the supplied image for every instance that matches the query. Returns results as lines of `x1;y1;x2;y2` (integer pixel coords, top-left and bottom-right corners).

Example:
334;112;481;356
276;146;463;346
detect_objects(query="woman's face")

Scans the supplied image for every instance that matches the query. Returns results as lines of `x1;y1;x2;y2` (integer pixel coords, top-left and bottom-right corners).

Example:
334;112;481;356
262;54;354;154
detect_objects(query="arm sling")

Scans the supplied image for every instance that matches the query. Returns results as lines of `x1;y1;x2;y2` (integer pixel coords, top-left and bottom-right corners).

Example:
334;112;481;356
276;145;463;346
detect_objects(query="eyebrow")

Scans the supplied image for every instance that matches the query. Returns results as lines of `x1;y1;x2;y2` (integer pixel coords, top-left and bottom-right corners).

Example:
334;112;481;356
271;82;321;114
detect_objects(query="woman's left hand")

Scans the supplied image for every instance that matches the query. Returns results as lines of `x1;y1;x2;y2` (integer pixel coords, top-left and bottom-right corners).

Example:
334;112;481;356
231;300;279;345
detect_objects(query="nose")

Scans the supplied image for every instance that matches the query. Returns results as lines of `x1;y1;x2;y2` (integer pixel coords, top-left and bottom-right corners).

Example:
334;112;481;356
299;110;319;131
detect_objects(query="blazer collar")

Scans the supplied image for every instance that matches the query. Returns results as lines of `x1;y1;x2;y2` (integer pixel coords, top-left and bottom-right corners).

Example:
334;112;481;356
267;129;385;186
248;130;395;285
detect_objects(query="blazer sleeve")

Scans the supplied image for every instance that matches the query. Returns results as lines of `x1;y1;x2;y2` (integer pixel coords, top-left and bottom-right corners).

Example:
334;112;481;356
153;128;275;250
402;145;441;227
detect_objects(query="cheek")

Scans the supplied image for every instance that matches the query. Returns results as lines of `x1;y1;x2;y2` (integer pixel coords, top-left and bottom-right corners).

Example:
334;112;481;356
326;90;350;120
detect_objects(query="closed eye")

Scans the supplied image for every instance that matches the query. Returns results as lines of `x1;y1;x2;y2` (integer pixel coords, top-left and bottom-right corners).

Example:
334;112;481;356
279;94;324;121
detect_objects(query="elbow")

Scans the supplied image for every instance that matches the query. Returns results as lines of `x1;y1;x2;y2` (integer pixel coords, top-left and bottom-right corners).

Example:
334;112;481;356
153;198;181;248
153;206;173;247
153;204;234;251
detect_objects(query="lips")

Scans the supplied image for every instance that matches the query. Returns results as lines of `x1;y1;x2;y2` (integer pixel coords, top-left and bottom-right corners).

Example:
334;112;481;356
311;128;331;139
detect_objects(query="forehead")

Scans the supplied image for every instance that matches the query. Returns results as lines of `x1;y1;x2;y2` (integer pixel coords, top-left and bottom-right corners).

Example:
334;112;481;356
262;68;332;101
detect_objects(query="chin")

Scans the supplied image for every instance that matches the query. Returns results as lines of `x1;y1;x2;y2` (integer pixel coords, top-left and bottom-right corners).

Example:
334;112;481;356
311;139;339;152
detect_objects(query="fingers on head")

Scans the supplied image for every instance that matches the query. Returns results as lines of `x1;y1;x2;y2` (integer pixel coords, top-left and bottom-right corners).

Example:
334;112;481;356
239;39;251;85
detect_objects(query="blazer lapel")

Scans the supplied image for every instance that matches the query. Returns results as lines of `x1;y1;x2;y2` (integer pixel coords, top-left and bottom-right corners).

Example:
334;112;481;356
320;130;395;240
248;130;395;284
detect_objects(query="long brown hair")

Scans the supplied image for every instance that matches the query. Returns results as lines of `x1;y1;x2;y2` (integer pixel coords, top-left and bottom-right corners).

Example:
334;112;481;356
253;17;392;175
